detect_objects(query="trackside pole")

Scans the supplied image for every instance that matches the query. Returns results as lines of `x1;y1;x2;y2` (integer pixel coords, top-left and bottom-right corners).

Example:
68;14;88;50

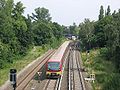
10;69;17;90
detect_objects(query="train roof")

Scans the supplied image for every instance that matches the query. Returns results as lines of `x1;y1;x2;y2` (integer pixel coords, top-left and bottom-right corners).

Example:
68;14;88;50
48;41;70;62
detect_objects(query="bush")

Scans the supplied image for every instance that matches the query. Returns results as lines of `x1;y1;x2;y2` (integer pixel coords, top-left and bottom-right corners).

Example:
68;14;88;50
0;43;13;69
103;74;120;90
99;48;110;60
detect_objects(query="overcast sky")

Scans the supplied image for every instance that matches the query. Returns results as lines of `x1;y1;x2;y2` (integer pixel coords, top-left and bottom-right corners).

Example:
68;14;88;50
14;0;120;26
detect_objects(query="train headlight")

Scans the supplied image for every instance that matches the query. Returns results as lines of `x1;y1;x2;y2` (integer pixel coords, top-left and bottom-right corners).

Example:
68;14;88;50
48;68;50;70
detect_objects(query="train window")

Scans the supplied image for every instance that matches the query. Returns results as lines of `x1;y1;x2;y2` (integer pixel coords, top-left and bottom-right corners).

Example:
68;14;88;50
48;62;60;70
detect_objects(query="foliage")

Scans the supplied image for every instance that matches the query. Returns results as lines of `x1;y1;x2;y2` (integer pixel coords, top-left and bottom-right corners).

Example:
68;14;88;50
63;22;79;37
52;22;64;40
32;22;54;45
106;5;111;16
79;5;120;89
0;1;64;70
31;7;51;22
78;19;95;50
103;74;120;90
81;49;117;90
99;5;104;20
79;5;120;70
0;46;48;85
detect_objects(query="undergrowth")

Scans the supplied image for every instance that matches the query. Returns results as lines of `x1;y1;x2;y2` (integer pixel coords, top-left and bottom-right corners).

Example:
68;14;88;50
81;48;120;90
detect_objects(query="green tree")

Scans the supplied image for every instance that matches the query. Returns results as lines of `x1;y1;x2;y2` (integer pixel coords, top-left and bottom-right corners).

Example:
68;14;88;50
99;5;104;20
112;10;116;17
32;22;54;45
52;22;63;40
104;11;120;71
12;1;29;54
0;1;64;69
31;7;51;22
69;22;77;35
0;0;15;44
95;14;113;47
79;19;95;50
24;14;34;46
106;5;111;16
31;7;57;46
0;0;16;67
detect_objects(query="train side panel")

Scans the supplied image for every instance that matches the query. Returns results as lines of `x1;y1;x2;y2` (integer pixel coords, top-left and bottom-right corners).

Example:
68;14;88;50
46;41;70;78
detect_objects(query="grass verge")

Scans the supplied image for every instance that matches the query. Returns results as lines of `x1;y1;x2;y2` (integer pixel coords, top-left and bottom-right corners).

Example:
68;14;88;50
0;39;66;86
0;46;48;86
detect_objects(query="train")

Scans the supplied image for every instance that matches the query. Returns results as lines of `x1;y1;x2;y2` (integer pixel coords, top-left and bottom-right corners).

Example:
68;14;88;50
46;41;70;78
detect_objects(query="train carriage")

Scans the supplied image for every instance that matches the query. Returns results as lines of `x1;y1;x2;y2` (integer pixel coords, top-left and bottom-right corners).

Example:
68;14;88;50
46;41;70;78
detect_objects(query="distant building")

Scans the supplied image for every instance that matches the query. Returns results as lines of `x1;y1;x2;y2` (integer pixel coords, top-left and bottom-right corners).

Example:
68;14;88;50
64;34;78;40
72;35;76;40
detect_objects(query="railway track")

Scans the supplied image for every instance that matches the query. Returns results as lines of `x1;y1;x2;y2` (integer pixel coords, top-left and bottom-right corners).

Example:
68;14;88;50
75;50;86;90
42;47;70;90
0;50;55;90
68;48;86;90
1;41;86;90
16;50;55;90
18;42;86;90
41;42;86;90
43;79;58;90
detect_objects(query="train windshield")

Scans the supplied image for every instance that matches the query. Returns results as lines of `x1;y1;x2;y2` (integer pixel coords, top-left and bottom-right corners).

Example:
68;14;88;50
48;62;60;70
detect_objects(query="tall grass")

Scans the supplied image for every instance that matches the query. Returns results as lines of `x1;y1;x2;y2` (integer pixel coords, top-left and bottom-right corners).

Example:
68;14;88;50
0;39;65;86
81;48;119;90
0;46;47;86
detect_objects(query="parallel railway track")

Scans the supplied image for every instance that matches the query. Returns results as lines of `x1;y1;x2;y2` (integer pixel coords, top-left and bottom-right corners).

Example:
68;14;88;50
43;79;58;90
16;50;55;90
0;50;55;90
24;42;86;90
68;47;86;90
1;41;87;90
43;47;70;90
75;50;86;90
43;42;86;90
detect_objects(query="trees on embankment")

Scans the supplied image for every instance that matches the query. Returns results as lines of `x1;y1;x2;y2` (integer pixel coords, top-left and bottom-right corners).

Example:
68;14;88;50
78;5;120;89
0;0;64;69
79;5;120;72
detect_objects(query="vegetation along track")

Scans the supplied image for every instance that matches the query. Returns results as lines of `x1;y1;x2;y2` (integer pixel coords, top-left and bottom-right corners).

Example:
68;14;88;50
16;50;55;90
1;50;55;90
68;46;86;90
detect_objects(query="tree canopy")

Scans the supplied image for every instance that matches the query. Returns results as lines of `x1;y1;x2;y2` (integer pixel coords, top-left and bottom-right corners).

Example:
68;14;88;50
0;1;64;69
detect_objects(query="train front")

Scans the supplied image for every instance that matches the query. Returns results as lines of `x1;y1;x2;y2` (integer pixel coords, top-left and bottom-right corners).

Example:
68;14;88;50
46;61;62;78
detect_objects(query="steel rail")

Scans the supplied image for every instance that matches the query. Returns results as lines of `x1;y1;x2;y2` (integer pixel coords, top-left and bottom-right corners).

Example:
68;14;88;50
72;50;75;90
68;50;71;90
68;49;74;90
68;44;86;90
43;47;70;90
16;50;55;90
55;48;70;90
76;51;86;90
0;50;55;90
43;79;57;90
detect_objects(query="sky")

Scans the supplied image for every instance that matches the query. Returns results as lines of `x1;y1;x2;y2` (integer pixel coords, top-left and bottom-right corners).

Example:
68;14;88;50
14;0;120;26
